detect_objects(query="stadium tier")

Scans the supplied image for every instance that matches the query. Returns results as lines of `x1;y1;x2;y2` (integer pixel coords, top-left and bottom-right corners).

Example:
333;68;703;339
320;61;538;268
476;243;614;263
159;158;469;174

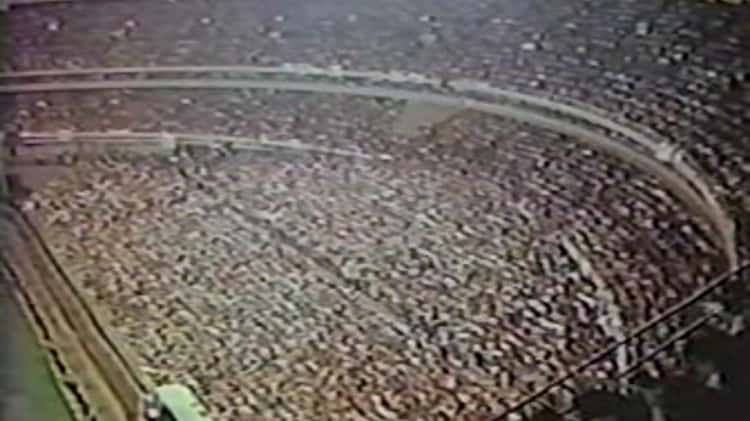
1;1;748;420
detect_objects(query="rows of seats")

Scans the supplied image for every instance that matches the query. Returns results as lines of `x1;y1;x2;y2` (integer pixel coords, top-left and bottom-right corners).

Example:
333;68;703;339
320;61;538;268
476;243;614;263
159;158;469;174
4;1;746;418
15;109;723;419
6;0;749;200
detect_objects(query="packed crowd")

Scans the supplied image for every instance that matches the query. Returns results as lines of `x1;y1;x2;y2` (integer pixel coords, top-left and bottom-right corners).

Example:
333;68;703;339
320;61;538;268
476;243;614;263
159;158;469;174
4;0;750;202
2;0;746;419
16;111;723;419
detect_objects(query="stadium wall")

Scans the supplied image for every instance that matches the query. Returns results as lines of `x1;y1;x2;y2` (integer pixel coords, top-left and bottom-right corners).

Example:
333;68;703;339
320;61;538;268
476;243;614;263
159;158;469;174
0;203;148;421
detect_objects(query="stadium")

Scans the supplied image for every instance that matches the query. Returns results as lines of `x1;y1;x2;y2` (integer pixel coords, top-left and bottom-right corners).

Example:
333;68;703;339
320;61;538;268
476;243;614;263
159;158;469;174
0;0;749;420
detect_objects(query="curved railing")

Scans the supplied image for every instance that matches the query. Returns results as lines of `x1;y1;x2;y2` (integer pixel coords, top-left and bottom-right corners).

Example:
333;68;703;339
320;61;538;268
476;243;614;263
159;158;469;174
0;66;736;267
7;130;745;421
8;135;744;419
1;66;743;420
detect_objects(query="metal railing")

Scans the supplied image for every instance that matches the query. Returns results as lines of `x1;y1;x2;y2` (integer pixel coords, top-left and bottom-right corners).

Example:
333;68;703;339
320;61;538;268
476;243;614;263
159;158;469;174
492;262;750;420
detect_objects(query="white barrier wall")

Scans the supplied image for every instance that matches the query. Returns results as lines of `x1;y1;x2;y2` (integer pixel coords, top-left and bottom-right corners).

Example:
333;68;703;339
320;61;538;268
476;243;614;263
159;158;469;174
15;132;177;161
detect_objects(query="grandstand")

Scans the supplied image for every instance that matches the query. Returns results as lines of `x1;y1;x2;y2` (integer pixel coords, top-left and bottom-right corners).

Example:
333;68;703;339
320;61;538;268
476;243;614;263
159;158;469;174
0;1;749;420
